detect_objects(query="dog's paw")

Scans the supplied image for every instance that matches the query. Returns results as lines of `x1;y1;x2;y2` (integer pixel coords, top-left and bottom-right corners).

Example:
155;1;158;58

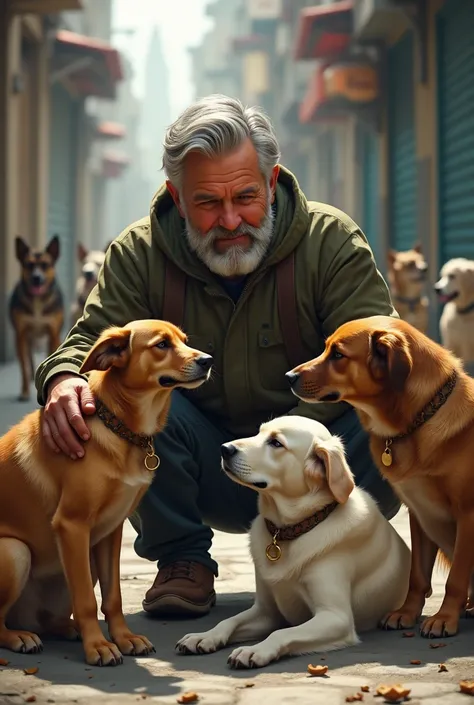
0;629;43;654
112;632;155;656
420;612;459;639
176;632;223;655
227;645;275;669
380;608;420;631
84;639;124;666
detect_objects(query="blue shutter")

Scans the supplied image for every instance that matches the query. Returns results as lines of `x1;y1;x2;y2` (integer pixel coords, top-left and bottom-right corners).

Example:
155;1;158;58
437;0;474;262
387;31;417;252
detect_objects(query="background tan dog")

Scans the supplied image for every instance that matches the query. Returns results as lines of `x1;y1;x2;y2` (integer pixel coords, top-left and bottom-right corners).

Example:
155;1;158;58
70;243;110;327
435;257;474;372
287;315;474;640
387;245;429;334
0;319;212;666
176;416;410;668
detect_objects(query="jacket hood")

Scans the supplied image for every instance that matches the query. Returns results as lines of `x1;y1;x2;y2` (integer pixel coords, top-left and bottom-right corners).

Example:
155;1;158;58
149;165;310;282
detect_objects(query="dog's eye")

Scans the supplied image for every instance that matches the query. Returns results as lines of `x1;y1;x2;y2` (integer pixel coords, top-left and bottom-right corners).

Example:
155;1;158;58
155;340;170;349
268;438;284;449
330;348;344;360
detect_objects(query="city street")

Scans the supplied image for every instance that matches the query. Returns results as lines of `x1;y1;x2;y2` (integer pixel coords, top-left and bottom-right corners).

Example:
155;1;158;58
0;360;472;705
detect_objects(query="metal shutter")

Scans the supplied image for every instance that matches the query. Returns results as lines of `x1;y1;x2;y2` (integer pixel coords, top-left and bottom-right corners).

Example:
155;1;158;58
357;123;381;265
437;0;474;262
387;31;417;252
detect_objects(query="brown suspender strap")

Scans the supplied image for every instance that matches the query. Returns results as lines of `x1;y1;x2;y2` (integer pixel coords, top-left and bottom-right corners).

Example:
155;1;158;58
162;253;306;370
162;259;187;328
276;251;307;370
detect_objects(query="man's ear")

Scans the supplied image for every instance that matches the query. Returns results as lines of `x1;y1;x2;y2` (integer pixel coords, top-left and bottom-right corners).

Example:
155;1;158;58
311;435;355;504
166;180;185;218
269;164;280;204
80;327;132;374
369;329;412;392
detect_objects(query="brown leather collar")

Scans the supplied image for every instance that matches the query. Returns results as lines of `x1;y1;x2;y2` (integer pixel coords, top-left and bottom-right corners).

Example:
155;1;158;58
265;501;339;543
95;398;152;449
382;370;458;467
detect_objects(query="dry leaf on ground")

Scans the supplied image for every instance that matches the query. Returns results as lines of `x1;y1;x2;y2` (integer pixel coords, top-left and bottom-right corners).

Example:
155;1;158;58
0;658;10;666
438;664;448;672
307;663;328;676
177;693;199;704
460;681;474;695
23;667;39;675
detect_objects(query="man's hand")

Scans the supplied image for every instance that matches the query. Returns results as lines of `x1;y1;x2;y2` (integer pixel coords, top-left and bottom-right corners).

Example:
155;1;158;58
43;374;96;459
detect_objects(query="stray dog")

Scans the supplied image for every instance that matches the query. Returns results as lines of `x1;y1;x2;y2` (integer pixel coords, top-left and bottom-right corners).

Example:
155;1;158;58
387;245;429;334
176;416;410;668
287;315;474;639
9;235;64;401
434;258;474;369
0;319;212;665
70;243;109;326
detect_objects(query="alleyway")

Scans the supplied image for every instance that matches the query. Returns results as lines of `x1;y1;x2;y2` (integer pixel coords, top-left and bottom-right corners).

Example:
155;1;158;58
0;361;472;705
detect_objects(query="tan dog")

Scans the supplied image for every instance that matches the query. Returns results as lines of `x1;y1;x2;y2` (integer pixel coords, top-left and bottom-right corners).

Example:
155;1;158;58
287;315;474;639
0;320;212;665
435;257;474;370
176;416;410;668
70;243;110;326
387;246;429;334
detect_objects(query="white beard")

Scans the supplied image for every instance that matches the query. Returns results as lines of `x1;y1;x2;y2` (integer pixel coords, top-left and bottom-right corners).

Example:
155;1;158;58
183;203;274;278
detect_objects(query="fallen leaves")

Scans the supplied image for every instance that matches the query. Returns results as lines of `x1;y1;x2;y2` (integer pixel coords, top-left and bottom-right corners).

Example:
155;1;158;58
360;686;370;692
24;697;36;703
0;658;10;666
438;663;448;672
307;663;328;677
375;684;411;702
460;680;474;695
409;659;422;665
23;668;39;676
429;642;447;649
177;693;199;704
346;693;364;702
402;632;415;638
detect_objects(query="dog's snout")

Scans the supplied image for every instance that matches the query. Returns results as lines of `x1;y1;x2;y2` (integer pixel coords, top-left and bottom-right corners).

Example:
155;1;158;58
32;274;43;286
221;443;238;460
83;270;95;282
195;354;213;371
434;282;442;291
285;371;299;387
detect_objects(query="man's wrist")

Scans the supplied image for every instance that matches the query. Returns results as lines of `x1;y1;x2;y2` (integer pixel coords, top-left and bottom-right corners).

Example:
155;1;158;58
45;372;82;399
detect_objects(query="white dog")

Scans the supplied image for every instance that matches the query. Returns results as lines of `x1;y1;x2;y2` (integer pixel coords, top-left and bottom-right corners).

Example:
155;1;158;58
70;243;109;327
435;257;474;371
176;416;411;669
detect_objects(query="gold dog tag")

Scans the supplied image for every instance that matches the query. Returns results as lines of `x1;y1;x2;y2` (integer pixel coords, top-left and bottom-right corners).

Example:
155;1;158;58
265;532;282;562
144;441;161;472
382;441;393;467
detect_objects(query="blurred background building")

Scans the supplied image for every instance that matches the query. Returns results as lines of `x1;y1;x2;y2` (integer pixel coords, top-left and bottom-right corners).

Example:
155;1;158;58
0;0;472;360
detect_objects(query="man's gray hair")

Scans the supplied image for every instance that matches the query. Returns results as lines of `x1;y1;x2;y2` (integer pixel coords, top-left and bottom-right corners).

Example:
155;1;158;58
162;94;281;189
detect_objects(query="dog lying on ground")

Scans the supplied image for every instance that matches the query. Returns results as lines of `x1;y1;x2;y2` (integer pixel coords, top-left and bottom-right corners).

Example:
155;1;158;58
70;243;110;327
387;245;429;334
176;415;410;668
287;315;474;639
9;235;64;401
435;257;474;370
0;320;212;665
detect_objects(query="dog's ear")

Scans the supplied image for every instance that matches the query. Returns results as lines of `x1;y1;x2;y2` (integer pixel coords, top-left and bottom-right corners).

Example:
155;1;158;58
77;243;88;262
308;435;355;504
15;236;30;263
80;327;132;374
369;329;412;392
413;242;423;254
387;249;397;266
46;235;60;263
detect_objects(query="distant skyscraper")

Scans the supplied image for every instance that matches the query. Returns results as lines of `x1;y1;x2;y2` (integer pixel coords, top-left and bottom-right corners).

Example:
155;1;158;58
140;27;171;193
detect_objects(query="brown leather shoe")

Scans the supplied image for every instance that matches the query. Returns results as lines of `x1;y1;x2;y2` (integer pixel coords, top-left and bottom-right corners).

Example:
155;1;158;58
142;561;216;616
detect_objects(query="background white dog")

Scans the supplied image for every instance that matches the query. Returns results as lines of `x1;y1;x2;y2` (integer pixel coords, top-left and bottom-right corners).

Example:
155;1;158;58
176;416;411;669
435;257;474;372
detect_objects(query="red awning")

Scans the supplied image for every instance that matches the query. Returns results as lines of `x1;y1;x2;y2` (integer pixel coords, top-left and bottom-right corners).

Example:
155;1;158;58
294;0;353;61
54;30;123;100
102;151;130;179
96;121;126;139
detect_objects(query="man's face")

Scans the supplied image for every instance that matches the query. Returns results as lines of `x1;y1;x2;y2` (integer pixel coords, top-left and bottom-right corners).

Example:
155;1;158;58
166;138;280;278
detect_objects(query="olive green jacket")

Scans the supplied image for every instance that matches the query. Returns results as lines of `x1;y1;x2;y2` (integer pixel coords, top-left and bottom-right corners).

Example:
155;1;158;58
35;167;396;436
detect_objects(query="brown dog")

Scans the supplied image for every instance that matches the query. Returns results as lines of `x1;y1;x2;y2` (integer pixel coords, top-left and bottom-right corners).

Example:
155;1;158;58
286;315;474;639
70;242;111;327
0;319;212;665
387;246;429;334
9;235;64;401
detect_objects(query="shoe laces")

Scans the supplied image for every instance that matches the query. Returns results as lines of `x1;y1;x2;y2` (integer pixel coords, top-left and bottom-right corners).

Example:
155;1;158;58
161;561;197;583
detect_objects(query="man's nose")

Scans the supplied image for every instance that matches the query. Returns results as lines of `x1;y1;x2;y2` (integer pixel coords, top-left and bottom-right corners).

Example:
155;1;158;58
218;204;242;232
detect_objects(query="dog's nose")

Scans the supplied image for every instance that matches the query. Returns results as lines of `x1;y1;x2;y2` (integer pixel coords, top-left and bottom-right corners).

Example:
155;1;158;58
285;371;299;387
195;354;213;371
32;274;42;286
83;270;95;282
221;443;238;459
434;283;442;291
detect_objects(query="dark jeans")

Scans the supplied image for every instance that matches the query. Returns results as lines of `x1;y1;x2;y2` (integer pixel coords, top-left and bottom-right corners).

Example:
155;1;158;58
129;392;400;576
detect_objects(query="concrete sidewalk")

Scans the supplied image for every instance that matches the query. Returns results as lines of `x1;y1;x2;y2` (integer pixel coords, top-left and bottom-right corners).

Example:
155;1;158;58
0;360;473;705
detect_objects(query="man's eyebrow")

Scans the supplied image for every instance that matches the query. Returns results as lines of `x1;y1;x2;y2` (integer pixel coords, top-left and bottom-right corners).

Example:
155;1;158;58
193;192;219;202
236;186;258;196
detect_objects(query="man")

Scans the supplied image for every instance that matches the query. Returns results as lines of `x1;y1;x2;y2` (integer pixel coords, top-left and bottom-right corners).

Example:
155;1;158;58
35;95;400;619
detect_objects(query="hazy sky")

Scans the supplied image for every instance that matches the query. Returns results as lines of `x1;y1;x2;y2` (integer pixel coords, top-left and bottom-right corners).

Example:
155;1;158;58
112;0;211;119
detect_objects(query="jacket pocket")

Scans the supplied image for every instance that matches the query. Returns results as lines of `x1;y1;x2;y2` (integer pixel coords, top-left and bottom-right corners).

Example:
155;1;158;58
257;329;292;390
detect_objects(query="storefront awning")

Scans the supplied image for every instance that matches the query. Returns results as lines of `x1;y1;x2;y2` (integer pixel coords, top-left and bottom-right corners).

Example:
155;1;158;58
102;151;130;179
96;121;126;140
52;30;123;100
10;0;82;13
294;0;353;61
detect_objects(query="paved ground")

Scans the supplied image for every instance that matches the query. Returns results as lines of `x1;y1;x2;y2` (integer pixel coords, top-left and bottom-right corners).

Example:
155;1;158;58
0;360;473;704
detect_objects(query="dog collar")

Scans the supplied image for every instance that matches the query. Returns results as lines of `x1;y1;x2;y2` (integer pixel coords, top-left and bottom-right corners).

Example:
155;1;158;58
394;294;422;313
457;301;474;315
264;501;339;562
95;398;160;472
381;370;458;468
